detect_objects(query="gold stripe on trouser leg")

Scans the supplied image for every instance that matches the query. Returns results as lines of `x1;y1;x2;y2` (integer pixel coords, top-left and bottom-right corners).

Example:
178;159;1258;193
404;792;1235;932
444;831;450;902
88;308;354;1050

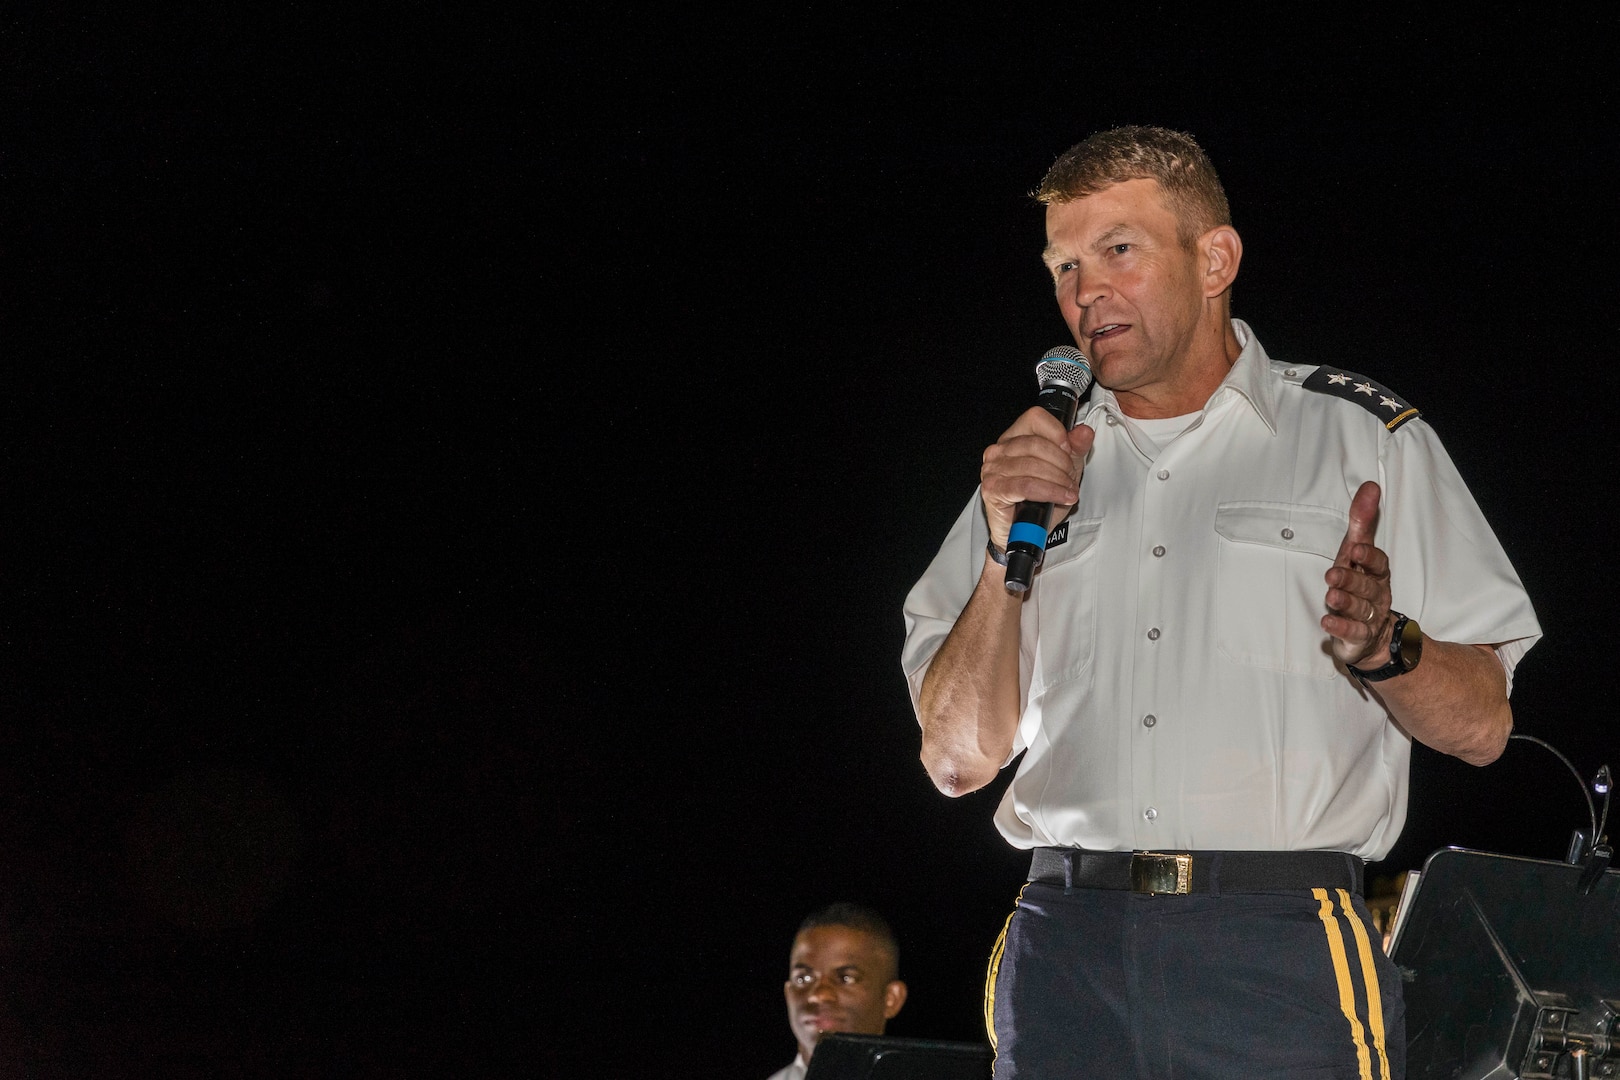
1337;888;1391;1080
983;884;1027;1052
983;915;1010;1049
1313;887;1374;1080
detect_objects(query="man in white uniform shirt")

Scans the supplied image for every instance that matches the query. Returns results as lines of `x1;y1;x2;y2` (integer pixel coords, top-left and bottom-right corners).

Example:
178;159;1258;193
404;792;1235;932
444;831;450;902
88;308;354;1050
902;127;1538;1079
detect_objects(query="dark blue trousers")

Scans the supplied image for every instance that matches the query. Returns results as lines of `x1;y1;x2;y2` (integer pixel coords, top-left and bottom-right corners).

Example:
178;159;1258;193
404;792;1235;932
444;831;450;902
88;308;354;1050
986;883;1405;1079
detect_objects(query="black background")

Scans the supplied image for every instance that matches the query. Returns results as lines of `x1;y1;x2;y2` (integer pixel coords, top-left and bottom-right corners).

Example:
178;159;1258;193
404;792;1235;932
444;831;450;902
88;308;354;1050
3;6;1616;1077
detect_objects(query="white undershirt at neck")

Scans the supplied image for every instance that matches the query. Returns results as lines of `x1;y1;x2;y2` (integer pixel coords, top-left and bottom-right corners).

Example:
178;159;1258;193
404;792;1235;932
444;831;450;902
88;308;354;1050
1125;410;1202;458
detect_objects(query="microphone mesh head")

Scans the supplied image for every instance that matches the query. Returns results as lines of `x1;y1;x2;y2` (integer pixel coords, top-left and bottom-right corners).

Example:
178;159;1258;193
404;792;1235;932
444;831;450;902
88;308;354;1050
1035;345;1093;394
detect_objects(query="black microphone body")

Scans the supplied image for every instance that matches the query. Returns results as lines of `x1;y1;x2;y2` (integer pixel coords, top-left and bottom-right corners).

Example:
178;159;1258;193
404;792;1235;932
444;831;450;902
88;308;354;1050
1004;347;1093;593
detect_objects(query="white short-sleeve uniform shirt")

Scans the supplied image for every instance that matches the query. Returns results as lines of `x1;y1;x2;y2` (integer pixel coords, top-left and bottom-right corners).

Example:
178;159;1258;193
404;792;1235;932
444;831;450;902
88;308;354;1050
902;322;1540;861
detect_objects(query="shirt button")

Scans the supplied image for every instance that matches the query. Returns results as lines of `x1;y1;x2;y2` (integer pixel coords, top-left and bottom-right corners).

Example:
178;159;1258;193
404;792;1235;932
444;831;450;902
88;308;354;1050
1281;528;1295;540
1106;414;1119;426
1152;545;1166;557
1144;807;1158;822
1157;469;1170;481
1147;628;1161;641
1143;714;1157;728
1284;368;1298;377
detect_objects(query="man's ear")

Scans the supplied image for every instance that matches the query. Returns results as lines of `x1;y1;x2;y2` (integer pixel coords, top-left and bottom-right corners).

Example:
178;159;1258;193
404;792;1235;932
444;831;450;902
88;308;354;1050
1200;224;1242;297
882;979;908;1020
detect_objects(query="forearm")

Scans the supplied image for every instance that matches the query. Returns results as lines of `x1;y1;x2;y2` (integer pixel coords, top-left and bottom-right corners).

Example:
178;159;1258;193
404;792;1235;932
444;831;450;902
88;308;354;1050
1370;639;1511;766
917;552;1025;797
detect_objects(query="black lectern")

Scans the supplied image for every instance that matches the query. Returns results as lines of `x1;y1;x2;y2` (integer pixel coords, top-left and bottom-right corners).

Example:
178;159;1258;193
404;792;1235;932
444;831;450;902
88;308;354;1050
803;1034;994;1080
1390;847;1620;1079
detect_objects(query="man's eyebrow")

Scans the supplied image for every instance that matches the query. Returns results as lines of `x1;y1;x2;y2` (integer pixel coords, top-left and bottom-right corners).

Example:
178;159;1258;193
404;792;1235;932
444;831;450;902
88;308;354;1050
1091;223;1141;249
1043;223;1144;264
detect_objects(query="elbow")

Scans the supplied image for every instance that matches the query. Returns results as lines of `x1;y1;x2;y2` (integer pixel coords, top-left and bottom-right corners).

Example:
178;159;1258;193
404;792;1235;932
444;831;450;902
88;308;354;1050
1462;745;1507;768
924;758;993;798
919;744;996;798
1459;645;1514;766
915;678;1016;797
1459;706;1514;767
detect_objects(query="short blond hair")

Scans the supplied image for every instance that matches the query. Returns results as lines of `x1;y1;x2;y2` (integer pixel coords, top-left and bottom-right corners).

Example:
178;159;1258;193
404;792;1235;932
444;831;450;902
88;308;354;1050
1034;126;1231;247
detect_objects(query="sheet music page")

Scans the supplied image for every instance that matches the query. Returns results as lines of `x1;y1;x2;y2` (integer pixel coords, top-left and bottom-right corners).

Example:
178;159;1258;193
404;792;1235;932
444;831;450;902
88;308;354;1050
1385;870;1421;955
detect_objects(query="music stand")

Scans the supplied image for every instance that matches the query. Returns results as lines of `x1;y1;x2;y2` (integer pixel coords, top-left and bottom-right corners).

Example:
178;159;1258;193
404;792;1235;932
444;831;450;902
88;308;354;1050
1389;847;1620;1079
802;1034;993;1080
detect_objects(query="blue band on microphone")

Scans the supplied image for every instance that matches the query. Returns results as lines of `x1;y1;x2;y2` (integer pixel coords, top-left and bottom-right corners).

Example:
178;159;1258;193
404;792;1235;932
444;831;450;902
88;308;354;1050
1009;522;1049;550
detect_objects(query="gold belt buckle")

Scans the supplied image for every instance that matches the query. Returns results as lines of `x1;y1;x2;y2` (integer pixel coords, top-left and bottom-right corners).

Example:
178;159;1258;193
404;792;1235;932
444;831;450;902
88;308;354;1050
1130;852;1193;895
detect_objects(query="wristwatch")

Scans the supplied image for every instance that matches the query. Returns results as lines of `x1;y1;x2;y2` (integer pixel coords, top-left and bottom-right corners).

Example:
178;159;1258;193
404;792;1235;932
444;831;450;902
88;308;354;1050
1350;612;1423;684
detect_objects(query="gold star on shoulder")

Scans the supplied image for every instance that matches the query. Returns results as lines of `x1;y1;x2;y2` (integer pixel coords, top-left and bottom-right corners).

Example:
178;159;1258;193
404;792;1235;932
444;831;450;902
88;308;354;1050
1326;372;1350;385
1354;382;1376;396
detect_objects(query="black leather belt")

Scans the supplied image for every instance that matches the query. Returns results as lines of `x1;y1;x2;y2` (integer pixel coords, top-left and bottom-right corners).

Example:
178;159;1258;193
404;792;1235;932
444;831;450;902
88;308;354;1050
1028;847;1365;896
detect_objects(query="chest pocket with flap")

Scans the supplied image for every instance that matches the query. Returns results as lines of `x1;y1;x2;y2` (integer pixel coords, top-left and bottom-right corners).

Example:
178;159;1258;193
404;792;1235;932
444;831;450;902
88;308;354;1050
1214;502;1347;678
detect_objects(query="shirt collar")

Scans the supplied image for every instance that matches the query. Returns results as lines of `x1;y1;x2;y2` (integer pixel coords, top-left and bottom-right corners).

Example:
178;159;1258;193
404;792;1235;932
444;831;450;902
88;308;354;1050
1082;319;1278;435
1216;319;1279;433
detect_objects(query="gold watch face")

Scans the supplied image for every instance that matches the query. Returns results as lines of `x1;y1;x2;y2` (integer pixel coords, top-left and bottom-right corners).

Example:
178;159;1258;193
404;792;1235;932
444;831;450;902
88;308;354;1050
1399;617;1423;671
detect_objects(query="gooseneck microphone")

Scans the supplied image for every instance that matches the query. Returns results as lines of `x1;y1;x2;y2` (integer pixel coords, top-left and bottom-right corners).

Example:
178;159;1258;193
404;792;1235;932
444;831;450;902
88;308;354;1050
1003;346;1094;593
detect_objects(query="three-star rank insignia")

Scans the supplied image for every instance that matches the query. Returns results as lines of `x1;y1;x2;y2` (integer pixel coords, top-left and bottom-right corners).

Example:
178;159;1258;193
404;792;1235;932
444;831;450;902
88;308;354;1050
1301;367;1421;431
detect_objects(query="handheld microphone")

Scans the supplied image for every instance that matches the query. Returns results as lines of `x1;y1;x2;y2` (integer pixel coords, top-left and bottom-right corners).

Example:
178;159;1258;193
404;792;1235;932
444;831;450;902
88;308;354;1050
1004;346;1093;593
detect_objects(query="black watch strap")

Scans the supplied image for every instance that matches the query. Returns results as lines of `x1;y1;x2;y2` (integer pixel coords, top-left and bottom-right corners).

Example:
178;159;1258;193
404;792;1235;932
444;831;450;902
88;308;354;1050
1350;612;1421;684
